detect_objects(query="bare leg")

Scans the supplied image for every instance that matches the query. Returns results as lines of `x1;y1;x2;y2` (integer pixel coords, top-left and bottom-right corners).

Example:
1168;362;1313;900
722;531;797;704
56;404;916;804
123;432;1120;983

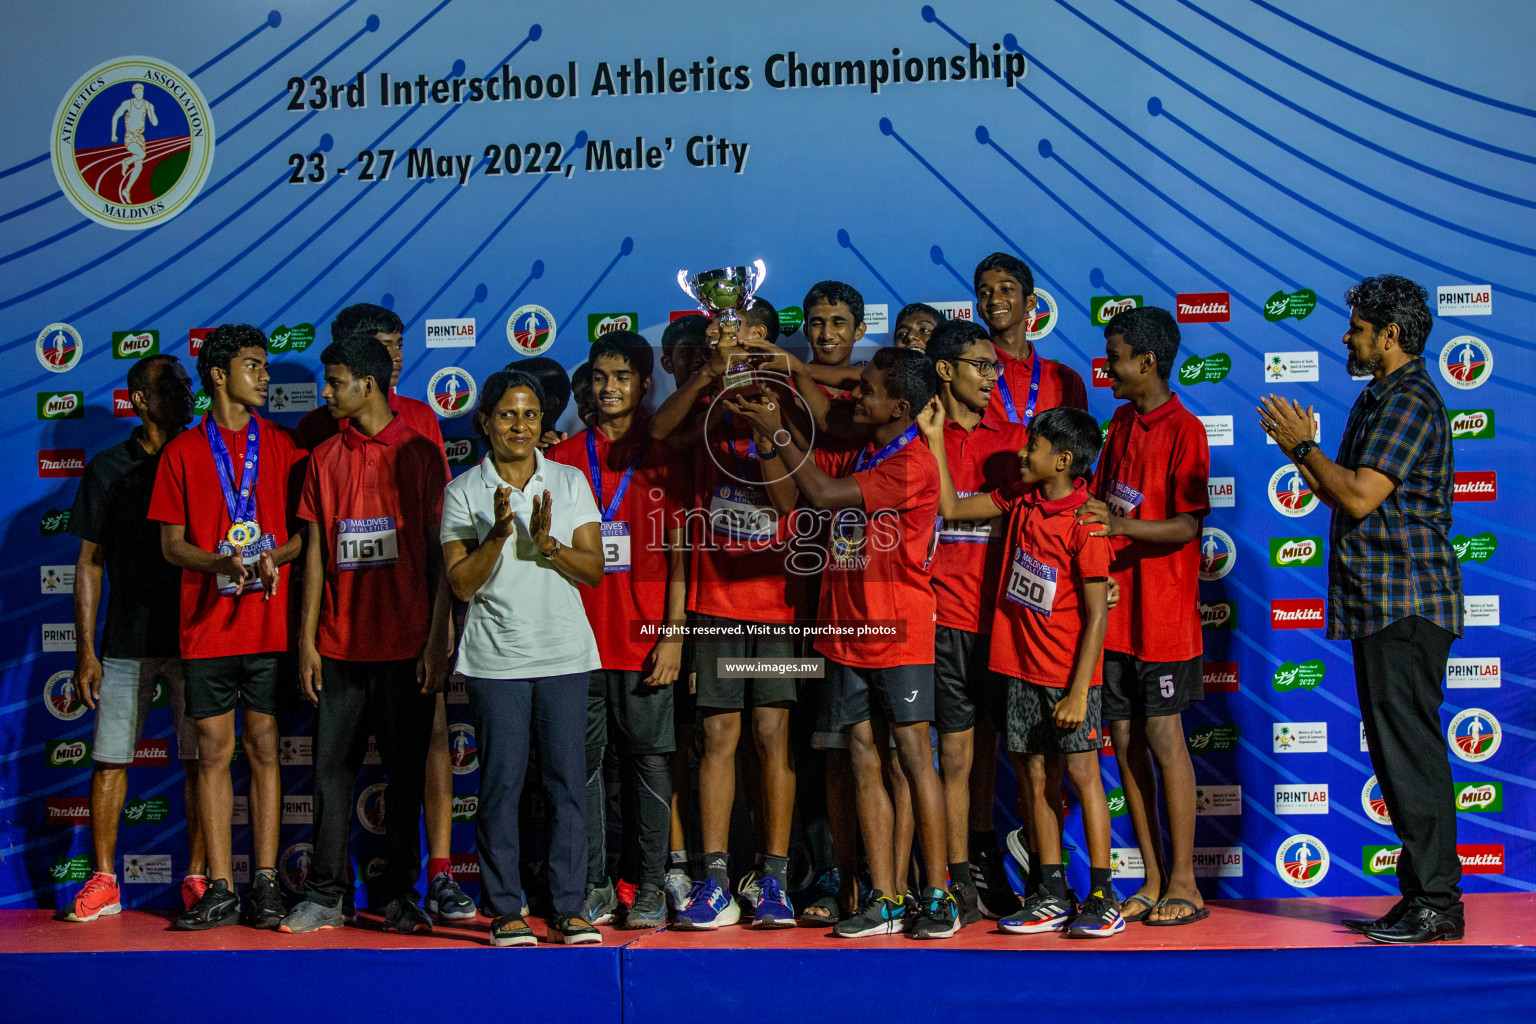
424;694;453;861
884;730;914;895
89;766;129;874
847;722;895;895
751;704;795;858
1111;717;1164;907
698;710;741;854
242;711;281;870
1065;751;1111;878
1145;714;1203;921
183;767;206;876
193;712;236;884
889;722;948;892
939;728;974;864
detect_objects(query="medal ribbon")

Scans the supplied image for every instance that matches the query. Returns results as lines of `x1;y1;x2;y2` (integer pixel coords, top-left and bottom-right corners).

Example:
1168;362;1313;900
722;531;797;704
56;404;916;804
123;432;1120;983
994;349;1043;426
720;411;760;478
587;430;651;523
856;423;919;473
206;414;260;530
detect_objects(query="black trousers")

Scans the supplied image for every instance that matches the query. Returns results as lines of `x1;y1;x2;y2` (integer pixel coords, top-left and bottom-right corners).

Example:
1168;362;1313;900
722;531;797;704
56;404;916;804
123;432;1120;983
1353;615;1462;911
307;657;434;908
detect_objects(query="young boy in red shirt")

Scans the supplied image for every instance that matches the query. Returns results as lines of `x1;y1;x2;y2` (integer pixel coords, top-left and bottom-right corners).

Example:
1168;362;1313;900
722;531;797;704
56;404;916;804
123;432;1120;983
278;332;452;935
150;324;306;930
548;332;687;930
1078;306;1210;926
920;404;1120;938
921;319;1030;924
974;252;1087;426
893;303;942;351
729;347;958;940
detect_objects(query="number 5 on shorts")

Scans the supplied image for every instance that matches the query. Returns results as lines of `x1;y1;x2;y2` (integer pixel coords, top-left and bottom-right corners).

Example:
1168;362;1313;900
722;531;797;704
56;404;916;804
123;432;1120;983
1159;673;1175;699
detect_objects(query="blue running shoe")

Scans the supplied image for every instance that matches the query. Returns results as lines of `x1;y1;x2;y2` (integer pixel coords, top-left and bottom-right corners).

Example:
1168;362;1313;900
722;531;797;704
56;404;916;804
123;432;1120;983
673;878;742;930
1000;890;1074;935
752;876;795;929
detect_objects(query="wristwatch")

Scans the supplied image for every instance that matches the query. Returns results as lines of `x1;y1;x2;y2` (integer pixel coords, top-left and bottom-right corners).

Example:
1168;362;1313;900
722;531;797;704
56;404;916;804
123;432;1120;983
540;537;562;560
1291;439;1315;461
758;445;781;460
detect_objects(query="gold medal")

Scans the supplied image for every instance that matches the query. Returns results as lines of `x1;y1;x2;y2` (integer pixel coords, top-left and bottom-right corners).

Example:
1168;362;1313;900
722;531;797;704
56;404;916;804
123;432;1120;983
227;519;260;547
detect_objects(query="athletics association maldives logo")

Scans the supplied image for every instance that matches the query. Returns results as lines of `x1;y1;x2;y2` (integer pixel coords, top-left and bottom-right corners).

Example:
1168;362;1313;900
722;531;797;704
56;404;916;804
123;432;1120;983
1438;336;1492;390
508;304;557;356
36;324;84;373
1198;527;1235;581
1025;289;1058;341
448;723;479;774
1361;775;1391;825
279;843;314;895
1447;708;1500;762
1268;465;1317;517
356;782;387;835
1275;834;1329;888
51;57;214;230
428;367;476;418
44;671;85;721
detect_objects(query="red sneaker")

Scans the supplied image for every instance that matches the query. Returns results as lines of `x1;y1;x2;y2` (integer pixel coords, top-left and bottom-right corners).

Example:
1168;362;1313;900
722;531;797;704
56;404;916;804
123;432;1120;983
616;878;638;912
62;872;121;923
181;874;209;911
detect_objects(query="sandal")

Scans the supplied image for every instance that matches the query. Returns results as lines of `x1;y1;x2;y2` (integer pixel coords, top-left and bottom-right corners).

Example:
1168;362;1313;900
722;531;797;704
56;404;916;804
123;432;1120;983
797;893;843;927
549;912;602;944
1119;893;1157;924
1143;897;1211;927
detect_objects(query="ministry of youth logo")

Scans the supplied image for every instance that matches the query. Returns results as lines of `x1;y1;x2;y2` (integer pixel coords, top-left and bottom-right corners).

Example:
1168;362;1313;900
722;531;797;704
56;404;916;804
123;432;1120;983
1268;465;1317;518
51;57;215;230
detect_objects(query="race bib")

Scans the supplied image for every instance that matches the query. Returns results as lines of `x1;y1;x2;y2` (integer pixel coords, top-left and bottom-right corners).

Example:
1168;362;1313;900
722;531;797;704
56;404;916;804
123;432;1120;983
601;521;632;573
708;484;777;543
336;516;399;571
1106;480;1145;518
216;533;276;596
829;509;867;572
936;491;994;544
1004;547;1059;616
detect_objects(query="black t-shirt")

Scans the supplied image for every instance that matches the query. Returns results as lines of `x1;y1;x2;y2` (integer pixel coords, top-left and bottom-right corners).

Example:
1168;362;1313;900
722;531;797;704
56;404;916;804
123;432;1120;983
69;430;182;658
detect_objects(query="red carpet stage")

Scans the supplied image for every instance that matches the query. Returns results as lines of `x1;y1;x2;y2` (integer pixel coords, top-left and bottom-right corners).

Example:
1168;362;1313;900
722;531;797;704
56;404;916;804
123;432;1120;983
3;895;1532;1024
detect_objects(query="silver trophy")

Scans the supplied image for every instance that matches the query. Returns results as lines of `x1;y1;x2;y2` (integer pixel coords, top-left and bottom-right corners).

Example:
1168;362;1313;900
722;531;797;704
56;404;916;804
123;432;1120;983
678;260;767;394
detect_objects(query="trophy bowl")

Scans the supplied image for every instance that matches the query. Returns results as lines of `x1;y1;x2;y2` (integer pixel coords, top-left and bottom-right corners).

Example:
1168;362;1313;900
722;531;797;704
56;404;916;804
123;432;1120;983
677;260;767;349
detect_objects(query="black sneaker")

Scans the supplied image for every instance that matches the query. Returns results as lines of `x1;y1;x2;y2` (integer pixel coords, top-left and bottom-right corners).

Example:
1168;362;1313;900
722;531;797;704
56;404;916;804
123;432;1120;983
952;881;983;926
971;847;1023;920
242;871;285;930
382;895;433;934
832;892;905;938
911;887;960;940
176;878;240;930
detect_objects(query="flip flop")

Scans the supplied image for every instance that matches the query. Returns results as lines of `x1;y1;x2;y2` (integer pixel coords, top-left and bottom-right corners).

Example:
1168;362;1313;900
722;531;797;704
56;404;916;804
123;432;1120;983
1119;893;1157;924
797;894;843;927
1143;897;1211;926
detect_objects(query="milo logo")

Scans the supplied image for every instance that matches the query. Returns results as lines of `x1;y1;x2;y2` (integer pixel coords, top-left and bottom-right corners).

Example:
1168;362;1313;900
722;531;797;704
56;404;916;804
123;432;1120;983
1200;601;1236;630
1263;288;1318;322
1187;723;1240;753
1447;409;1494;440
1091;295;1142;326
1177;353;1231;385
1454;782;1502;812
1364;845;1401;874
443;438;477;467
1452;532;1497;563
268;323;316;353
451;795;479;823
1105;786;1128;817
1270;537;1323;567
40;507;72;536
1272;660;1324;692
588;312;638;341
46;739;91;766
37;392;85;420
122;797;170;824
112;330;159;359
51;854;92;883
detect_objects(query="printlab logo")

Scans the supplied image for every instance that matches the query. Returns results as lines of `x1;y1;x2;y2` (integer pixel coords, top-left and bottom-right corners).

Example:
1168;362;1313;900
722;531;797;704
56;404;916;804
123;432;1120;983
1269;537;1322;567
1447;409;1494;440
1207;476;1234;508
43;622;77;651
267;323;316;353
1198;527;1235;580
425;317;477;349
448;723;479;774
1025;289;1057;341
508;304;557;355
1438;336;1492;389
1447;708;1500;762
1446;656;1500;689
279;844;315;895
37;324;84;373
1090;295;1140;326
1271;660;1323;693
1177;353;1231;385
428;367;476;418
1361;776;1391;824
112;329;158;359
282;795;314;824
1262;288;1316;322
1274;783;1329;815
1275;834;1329;888
588;312;638;341
37;392;85;420
1268;465;1317;517
1436;285;1492;317
1264;351;1319;383
357;783;387;835
51;57;215;229
44;671;85;721
1452;471;1496;502
1175;292;1230;323
1200;601;1236;631
1192;847;1244;878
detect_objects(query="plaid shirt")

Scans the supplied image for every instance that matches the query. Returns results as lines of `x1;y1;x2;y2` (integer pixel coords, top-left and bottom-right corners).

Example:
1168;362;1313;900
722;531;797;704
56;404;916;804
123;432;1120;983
1327;357;1462;639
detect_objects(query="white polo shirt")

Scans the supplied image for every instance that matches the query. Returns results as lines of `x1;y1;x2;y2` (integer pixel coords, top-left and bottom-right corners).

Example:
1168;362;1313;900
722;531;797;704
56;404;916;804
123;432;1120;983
441;449;602;679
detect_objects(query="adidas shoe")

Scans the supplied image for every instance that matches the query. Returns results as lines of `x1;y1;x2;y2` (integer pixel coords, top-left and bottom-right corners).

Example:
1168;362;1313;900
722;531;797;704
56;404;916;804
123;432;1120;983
673;878;741;930
972;846;1024;920
751;876;795;929
1068;890;1125;938
664;869;693;915
1000;890;1075;935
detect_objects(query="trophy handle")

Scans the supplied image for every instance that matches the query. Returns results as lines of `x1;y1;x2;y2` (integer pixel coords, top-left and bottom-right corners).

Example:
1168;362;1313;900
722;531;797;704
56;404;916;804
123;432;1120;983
677;269;699;306
741;260;766;311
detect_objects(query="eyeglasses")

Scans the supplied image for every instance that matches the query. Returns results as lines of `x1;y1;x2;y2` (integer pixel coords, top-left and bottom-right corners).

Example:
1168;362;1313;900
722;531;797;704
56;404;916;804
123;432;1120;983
953;357;1001;376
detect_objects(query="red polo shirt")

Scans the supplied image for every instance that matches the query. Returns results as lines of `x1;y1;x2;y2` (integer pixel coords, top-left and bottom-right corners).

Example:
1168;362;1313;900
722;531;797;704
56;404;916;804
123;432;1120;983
149;414;306;659
296;390;443;452
549;421;687;671
297;415;448;662
813;433;939;668
988;478;1111;687
931;406;1030;633
1092;395;1210;662
989;343;1088;425
688;413;804;624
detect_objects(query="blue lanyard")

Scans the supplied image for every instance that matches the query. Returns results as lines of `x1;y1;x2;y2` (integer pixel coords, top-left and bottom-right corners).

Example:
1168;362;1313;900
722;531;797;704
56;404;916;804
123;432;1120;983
720;411;759;478
995;349;1043;426
205;414;259;525
587;429;650;523
856;423;918;473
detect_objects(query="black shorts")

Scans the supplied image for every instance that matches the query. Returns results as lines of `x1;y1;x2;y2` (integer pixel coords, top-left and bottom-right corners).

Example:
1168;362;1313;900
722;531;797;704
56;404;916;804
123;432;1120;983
692;612;798;709
933;626;1004;734
1100;652;1203;723
183;653;280;718
827;659;934;728
674;638;697;733
1006;678;1103;755
587;669;676;756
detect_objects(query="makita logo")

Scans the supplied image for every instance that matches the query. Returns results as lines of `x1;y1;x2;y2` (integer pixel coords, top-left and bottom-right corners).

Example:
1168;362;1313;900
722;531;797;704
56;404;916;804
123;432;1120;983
113;390;136;416
47;798;91;825
1271;600;1324;628
1175;292;1230;323
1202;662;1238;692
1091;358;1113;387
38;449;86;477
1457;844;1504;873
449;853;481;879
1453;472;1496;501
133;739;170;765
